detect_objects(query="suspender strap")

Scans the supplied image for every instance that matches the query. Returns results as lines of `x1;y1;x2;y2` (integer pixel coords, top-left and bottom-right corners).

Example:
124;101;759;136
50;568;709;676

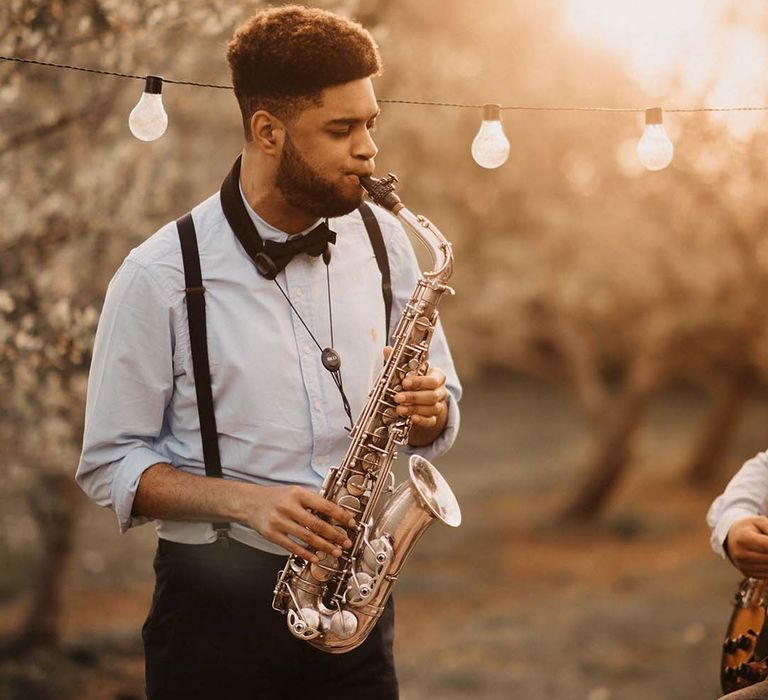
358;202;392;340
176;212;229;538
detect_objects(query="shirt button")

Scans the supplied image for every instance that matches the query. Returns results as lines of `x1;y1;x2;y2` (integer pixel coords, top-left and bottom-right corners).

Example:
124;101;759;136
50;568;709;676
295;288;303;297
314;401;321;410
303;343;310;354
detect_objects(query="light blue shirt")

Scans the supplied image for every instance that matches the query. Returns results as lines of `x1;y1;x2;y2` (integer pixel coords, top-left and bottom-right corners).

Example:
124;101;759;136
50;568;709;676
708;451;768;558
76;185;461;554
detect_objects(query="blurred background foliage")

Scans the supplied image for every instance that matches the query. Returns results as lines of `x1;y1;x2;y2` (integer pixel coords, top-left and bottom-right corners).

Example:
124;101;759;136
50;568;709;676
2;0;768;697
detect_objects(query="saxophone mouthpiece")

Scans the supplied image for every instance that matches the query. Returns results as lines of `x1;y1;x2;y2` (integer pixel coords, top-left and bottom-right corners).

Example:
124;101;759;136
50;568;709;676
360;173;402;213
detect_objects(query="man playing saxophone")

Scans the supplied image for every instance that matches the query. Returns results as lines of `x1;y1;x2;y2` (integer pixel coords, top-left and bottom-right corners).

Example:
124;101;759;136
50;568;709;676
76;5;461;699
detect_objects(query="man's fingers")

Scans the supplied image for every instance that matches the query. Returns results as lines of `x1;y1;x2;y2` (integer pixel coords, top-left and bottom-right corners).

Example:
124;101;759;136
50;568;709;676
742;529;768;555
270;533;320;563
283;521;344;558
410;414;438;428
298;511;353;548
302;491;357;528
735;561;768;577
736;549;768;565
753;516;768;536
396;403;444;418
402;372;445;391
394;387;448;407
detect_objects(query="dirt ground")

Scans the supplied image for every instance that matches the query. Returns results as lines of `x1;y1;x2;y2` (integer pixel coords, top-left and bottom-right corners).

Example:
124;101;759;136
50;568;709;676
1;375;760;699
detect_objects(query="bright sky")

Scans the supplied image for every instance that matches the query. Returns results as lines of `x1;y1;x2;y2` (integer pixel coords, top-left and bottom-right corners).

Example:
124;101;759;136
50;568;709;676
565;0;709;84
564;0;768;135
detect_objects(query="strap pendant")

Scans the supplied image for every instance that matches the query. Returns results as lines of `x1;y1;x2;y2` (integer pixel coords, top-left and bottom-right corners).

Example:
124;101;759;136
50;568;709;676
322;347;342;372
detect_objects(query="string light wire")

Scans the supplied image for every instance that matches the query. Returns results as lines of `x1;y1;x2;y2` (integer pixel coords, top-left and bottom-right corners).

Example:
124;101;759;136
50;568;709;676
0;55;231;89
3;55;768;113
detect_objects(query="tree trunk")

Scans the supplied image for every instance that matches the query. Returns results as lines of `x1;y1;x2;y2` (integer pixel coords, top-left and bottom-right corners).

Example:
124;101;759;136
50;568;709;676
560;372;654;523
683;367;753;485
4;473;80;656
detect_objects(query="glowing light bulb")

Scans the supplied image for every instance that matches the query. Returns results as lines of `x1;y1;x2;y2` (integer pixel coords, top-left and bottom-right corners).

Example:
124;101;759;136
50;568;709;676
637;107;673;171
471;103;510;169
129;75;168;141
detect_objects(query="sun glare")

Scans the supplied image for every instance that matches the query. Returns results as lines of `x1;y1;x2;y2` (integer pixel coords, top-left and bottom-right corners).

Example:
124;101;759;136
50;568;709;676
565;0;710;83
564;0;768;136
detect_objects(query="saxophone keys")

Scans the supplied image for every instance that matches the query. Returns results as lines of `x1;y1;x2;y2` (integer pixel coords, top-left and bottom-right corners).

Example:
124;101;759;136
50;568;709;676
337;494;362;518
410;316;432;343
309;553;337;582
290;557;306;573
363;536;394;572
371;425;389;447
346;572;374;605
346;473;367;496
329;609;358;639
381;407;398;425
287;608;322;639
360;451;379;472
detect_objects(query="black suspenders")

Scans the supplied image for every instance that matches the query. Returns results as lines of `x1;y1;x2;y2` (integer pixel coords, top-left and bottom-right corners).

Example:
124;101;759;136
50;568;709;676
175;204;392;536
358;202;392;336
177;212;230;539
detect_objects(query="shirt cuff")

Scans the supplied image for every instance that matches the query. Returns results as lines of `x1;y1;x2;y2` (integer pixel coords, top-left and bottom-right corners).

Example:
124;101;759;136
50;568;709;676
710;507;757;559
401;391;460;463
111;446;170;533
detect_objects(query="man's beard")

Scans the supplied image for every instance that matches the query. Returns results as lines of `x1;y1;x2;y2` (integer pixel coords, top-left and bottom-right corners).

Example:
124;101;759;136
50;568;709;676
275;133;364;219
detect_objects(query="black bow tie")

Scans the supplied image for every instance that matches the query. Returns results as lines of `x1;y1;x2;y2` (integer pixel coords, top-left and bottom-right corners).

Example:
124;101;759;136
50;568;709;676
257;221;337;278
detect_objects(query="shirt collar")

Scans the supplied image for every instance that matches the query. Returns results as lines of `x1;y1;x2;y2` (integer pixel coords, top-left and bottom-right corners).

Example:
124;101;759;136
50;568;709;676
238;181;321;244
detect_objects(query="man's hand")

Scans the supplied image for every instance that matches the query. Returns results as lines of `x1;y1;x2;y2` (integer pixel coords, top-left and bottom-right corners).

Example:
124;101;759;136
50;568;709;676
242;485;356;563
726;515;768;577
134;464;356;563
383;346;448;445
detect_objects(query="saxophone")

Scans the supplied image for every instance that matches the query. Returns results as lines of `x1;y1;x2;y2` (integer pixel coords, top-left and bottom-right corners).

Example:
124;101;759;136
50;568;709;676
272;173;461;653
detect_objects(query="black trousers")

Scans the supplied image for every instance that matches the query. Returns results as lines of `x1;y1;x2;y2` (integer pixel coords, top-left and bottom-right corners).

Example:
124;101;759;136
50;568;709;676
143;538;399;700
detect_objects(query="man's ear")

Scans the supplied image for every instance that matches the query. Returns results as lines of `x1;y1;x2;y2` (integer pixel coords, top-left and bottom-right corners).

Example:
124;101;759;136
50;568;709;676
250;111;284;155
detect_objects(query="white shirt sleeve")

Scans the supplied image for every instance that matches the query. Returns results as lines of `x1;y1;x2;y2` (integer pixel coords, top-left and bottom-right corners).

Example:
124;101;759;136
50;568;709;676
76;258;175;533
707;451;768;558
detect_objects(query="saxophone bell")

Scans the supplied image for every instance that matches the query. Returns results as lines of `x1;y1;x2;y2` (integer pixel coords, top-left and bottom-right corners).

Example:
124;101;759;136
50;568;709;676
409;455;462;529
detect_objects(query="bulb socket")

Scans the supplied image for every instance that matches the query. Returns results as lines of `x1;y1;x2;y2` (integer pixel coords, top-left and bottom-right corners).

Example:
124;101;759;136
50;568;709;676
482;103;502;121
645;107;663;125
144;75;164;95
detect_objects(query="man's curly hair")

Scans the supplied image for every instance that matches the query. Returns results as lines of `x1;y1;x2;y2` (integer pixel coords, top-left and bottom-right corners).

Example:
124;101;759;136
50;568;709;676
227;5;382;140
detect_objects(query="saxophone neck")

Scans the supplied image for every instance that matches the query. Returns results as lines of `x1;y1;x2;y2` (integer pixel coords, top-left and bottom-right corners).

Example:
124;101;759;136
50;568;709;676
360;174;453;286
395;208;454;285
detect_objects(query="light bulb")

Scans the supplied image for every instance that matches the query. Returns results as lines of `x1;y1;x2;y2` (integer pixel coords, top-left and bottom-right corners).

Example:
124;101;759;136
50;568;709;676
637;107;673;171
471;103;510;169
129;75;168;141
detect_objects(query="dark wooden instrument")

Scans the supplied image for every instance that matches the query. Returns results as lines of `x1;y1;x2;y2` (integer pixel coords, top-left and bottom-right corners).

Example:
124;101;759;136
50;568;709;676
721;578;768;693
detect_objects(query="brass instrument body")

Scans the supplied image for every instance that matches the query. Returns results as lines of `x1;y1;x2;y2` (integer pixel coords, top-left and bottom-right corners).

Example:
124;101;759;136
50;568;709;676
272;174;461;653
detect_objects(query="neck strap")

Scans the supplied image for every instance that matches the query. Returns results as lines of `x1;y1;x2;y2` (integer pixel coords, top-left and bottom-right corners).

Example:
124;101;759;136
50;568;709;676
219;155;266;263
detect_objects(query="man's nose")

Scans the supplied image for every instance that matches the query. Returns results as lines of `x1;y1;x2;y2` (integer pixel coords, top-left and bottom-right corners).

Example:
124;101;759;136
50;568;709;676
353;128;378;161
